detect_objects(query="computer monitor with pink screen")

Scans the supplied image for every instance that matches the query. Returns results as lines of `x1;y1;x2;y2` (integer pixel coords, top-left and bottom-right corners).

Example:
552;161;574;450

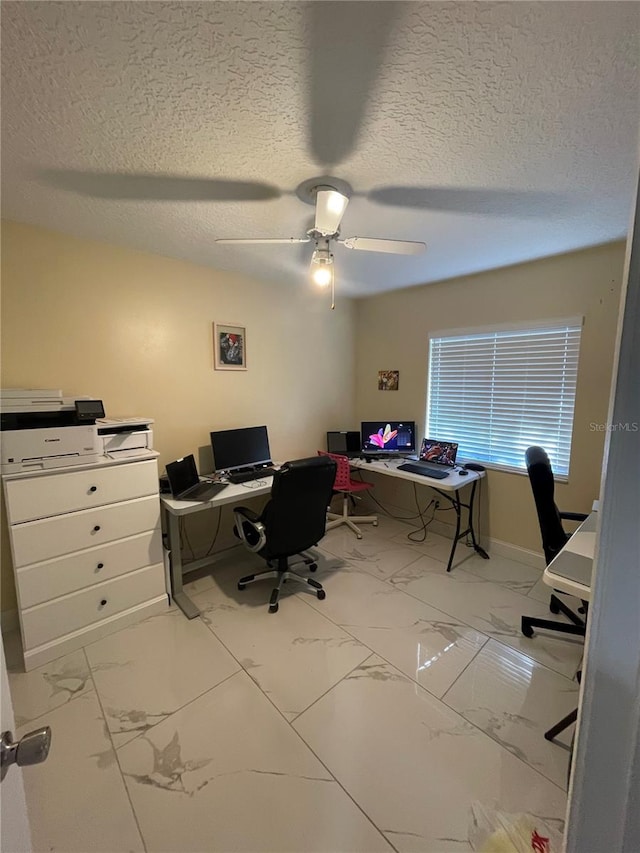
360;421;416;454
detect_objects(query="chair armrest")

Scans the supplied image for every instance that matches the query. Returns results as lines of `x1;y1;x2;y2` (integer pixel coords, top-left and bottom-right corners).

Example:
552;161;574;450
560;511;589;522
234;506;261;523
232;507;266;552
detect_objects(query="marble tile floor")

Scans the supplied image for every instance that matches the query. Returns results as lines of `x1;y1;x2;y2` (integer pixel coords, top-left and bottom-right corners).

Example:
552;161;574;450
4;518;582;852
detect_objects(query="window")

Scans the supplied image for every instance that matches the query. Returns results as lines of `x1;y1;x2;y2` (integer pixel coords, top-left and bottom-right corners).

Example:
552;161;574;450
427;320;582;477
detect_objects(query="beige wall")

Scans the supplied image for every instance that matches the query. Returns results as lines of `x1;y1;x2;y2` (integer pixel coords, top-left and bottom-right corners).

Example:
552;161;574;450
1;220;356;611
354;242;626;554
0;223;626;612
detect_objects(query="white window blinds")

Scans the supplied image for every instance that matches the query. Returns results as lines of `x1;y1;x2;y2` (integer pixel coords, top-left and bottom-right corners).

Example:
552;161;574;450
427;321;582;476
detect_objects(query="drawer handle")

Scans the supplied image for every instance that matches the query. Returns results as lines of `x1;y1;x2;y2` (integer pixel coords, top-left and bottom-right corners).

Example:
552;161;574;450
96;562;104;570
93;525;101;532
99;599;108;607
89;486;98;493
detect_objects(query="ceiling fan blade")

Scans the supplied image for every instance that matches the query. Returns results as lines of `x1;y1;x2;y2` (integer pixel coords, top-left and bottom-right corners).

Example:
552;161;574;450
216;237;311;245
307;2;401;167
314;189;349;235
368;186;566;217
339;237;426;255
39;169;281;201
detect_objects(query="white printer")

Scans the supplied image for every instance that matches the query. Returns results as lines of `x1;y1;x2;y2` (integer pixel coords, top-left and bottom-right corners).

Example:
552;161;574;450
1;389;154;473
96;417;154;459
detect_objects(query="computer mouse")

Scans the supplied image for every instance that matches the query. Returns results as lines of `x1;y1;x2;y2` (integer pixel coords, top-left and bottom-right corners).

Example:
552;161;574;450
459;468;469;476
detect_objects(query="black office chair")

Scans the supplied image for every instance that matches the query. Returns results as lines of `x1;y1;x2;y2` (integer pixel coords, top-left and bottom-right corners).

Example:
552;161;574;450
233;455;337;613
521;445;588;639
521;446;589;750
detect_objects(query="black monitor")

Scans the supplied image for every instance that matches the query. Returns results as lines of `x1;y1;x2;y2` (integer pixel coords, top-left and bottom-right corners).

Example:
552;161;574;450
327;431;361;454
210;425;272;473
361;420;416;454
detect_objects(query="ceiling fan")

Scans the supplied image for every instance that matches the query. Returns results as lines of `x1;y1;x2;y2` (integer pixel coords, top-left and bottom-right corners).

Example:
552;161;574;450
216;177;426;308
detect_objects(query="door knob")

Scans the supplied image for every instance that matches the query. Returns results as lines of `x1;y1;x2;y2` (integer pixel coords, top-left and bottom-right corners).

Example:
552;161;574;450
1;727;51;781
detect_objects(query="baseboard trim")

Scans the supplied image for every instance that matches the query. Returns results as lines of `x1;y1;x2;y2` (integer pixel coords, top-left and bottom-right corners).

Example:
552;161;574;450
488;538;545;570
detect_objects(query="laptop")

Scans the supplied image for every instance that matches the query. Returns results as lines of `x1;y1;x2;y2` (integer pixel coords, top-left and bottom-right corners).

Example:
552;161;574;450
165;454;228;502
418;438;459;471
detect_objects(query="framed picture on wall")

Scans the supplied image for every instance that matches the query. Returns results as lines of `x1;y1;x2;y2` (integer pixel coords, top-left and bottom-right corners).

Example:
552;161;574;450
378;370;399;390
213;323;247;370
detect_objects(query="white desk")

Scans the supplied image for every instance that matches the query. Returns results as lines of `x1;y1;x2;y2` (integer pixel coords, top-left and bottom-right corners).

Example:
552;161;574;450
543;510;597;602
539;509;596;744
350;458;487;571
161;477;273;619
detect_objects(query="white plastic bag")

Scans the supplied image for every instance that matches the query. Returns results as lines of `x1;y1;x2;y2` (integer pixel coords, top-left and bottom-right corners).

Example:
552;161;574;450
469;802;563;853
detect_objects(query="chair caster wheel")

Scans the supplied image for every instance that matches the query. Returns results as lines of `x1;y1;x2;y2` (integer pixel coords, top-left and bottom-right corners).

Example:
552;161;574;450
309;563;317;572
357;534;363;540
550;599;560;615
373;521;378;527
269;603;279;613
317;590;326;600
238;582;246;591
522;624;534;638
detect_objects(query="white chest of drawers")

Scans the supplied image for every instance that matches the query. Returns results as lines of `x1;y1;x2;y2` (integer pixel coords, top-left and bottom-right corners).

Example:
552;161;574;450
3;456;168;670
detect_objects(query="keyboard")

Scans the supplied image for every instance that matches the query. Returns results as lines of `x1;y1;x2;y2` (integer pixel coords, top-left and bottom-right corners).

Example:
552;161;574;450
176;482;228;501
187;482;223;499
228;467;276;484
397;462;450;480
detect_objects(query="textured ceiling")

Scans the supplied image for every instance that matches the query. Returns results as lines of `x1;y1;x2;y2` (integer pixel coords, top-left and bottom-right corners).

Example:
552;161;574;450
1;1;639;297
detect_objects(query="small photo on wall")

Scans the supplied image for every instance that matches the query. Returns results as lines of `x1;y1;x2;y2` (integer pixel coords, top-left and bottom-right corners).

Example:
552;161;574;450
214;323;247;370
378;370;399;391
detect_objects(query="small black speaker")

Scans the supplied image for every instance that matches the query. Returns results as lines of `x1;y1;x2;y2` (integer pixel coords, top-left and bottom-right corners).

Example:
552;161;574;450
327;431;361;454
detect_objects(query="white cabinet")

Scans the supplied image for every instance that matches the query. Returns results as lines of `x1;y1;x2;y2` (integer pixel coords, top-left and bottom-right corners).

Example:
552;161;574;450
3;457;168;670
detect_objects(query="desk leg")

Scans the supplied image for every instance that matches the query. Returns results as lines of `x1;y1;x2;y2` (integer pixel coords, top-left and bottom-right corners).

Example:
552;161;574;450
467;481;489;562
439;481;489;572
445;490;463;573
167;512;201;620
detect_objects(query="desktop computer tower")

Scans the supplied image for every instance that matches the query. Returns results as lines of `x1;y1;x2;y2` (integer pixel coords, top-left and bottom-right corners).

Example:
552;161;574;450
327;431;361;454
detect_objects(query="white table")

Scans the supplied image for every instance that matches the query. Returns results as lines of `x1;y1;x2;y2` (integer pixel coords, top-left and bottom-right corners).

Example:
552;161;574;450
540;509;596;743
543;510;597;602
350;457;487;571
161;476;273;618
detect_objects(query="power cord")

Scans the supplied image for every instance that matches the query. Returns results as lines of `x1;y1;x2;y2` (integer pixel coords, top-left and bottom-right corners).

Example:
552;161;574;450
407;497;438;543
365;486;431;522
240;478;269;489
179;516;196;560
180;505;224;562
204;506;223;557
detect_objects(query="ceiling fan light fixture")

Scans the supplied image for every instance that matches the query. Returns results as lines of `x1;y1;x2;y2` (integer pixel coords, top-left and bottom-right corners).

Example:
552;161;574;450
314;188;349;236
310;246;334;287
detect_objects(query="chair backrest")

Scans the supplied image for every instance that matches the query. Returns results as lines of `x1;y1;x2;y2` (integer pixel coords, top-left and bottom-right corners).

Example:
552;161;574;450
317;450;352;490
261;455;337;557
525;445;570;564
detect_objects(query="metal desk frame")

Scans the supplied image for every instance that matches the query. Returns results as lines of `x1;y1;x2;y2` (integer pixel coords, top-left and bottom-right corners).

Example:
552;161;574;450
161;478;272;619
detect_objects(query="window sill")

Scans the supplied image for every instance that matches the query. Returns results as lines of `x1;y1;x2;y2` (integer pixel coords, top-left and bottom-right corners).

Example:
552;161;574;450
459;460;569;483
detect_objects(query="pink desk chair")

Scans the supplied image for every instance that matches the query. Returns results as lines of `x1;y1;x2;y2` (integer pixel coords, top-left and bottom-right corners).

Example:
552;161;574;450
318;450;378;539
